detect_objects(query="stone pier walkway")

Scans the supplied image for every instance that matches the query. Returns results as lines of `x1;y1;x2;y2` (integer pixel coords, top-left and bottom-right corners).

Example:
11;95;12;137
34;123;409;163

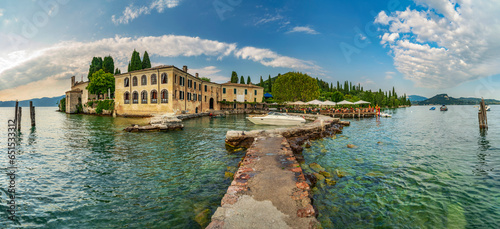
207;135;319;229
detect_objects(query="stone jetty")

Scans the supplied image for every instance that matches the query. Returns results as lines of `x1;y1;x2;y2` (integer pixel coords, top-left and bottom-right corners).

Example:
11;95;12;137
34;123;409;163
207;115;344;229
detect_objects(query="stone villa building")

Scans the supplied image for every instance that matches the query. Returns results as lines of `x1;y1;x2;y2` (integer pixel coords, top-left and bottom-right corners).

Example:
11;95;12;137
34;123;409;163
66;65;264;116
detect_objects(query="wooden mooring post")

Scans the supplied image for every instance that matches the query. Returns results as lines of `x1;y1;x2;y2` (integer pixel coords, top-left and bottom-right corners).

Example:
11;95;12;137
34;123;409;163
30;101;36;127
14;100;18;128
17;107;22;132
479;98;488;129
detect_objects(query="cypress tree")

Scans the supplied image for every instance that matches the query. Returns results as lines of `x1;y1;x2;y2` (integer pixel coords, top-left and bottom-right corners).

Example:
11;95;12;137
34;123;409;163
260;76;264;86
129;50;142;71
102;56;114;74
247;76;251;84
87;57;103;80
240;76;245;84
128;62;131;72
142;51;151;69
231;71;238;83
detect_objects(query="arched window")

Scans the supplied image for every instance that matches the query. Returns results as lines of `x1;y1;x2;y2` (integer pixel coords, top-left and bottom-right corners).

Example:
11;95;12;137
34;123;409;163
124;77;130;87
161;89;168;103
141;75;147;85
141;90;148;104
124;92;130;104
132;91;139;104
161;73;168;84
151;74;157;85
151;90;158;103
132;76;138;86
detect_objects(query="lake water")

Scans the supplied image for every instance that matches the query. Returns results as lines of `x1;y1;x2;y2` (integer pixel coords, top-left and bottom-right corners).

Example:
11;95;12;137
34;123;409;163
0;106;498;228
304;105;500;228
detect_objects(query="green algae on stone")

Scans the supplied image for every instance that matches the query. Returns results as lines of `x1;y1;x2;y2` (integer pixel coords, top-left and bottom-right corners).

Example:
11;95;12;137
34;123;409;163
309;163;325;172
335;169;347;178
194;208;211;228
319;171;332;177
314;173;325;181
325;179;336;186
224;171;234;179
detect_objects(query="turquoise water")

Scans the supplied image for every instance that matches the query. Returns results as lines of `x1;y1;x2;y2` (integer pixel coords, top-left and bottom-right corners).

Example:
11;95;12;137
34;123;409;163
0;108;271;228
1;106;499;228
304;105;500;228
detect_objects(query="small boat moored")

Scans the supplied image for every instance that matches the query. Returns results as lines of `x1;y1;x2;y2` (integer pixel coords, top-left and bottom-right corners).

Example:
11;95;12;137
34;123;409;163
430;107;436;110
479;105;491;112
379;112;392;118
440;105;448;111
246;112;306;125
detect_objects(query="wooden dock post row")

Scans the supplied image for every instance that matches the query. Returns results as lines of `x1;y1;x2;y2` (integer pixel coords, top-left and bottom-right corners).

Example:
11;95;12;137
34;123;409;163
13;100;36;132
479;98;488;129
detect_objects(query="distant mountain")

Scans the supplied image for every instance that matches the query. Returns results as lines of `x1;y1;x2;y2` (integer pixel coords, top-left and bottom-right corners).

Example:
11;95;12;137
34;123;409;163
0;95;65;107
416;94;500;105
408;95;428;102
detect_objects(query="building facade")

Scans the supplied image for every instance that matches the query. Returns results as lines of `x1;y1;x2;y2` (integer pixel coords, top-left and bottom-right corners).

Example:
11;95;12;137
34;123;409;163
114;65;264;116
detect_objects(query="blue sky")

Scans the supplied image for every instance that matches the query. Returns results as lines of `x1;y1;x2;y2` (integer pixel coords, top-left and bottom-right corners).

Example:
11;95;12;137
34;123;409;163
1;0;500;101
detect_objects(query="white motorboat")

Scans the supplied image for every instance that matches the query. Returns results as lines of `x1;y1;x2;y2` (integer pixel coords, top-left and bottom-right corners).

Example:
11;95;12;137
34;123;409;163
479;105;491;112
379;112;392;118
246;112;306;125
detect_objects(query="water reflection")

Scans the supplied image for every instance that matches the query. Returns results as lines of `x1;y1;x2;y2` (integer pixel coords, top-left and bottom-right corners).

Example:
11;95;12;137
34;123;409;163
475;128;490;176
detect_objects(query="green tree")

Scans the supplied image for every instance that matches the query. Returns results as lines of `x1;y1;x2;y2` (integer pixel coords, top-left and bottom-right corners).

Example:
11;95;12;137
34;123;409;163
129;50;142;71
240;76;245;84
272;72;320;102
332;91;344;102
201;77;211;82
114;68;121;75
128;62;131;72
87;57;103;80
231;71;238;83
260;76;264;86
102;56;114;74
142;51;151;69
247;76;251;84
87;69;115;98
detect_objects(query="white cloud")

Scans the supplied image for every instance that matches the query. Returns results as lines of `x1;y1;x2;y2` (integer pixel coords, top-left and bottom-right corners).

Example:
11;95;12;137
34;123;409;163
0;8;4;17
188;66;229;83
0;35;320;101
385;71;396;79
380;33;399;45
375;0;500;89
112;0;181;25
287;26;319;35
234;46;320;71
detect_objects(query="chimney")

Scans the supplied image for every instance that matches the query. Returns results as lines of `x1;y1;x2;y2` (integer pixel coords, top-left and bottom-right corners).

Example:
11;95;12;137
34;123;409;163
71;76;75;87
183;65;188;72
195;73;199;78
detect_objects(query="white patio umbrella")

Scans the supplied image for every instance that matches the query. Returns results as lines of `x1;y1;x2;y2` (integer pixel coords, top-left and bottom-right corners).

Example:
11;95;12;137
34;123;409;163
336;100;355;105
306;100;324;105
288;101;306;105
321;100;337;106
354;100;371;104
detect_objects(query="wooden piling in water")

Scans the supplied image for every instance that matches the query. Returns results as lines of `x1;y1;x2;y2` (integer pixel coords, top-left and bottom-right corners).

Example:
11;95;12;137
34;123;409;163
30;101;36;127
14;100;18;129
17;107;22;132
479;98;488;129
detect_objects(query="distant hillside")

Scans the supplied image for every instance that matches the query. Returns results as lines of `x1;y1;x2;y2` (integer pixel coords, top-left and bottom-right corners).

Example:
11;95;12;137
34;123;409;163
416;94;500;105
0;95;64;107
408;95;427;102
